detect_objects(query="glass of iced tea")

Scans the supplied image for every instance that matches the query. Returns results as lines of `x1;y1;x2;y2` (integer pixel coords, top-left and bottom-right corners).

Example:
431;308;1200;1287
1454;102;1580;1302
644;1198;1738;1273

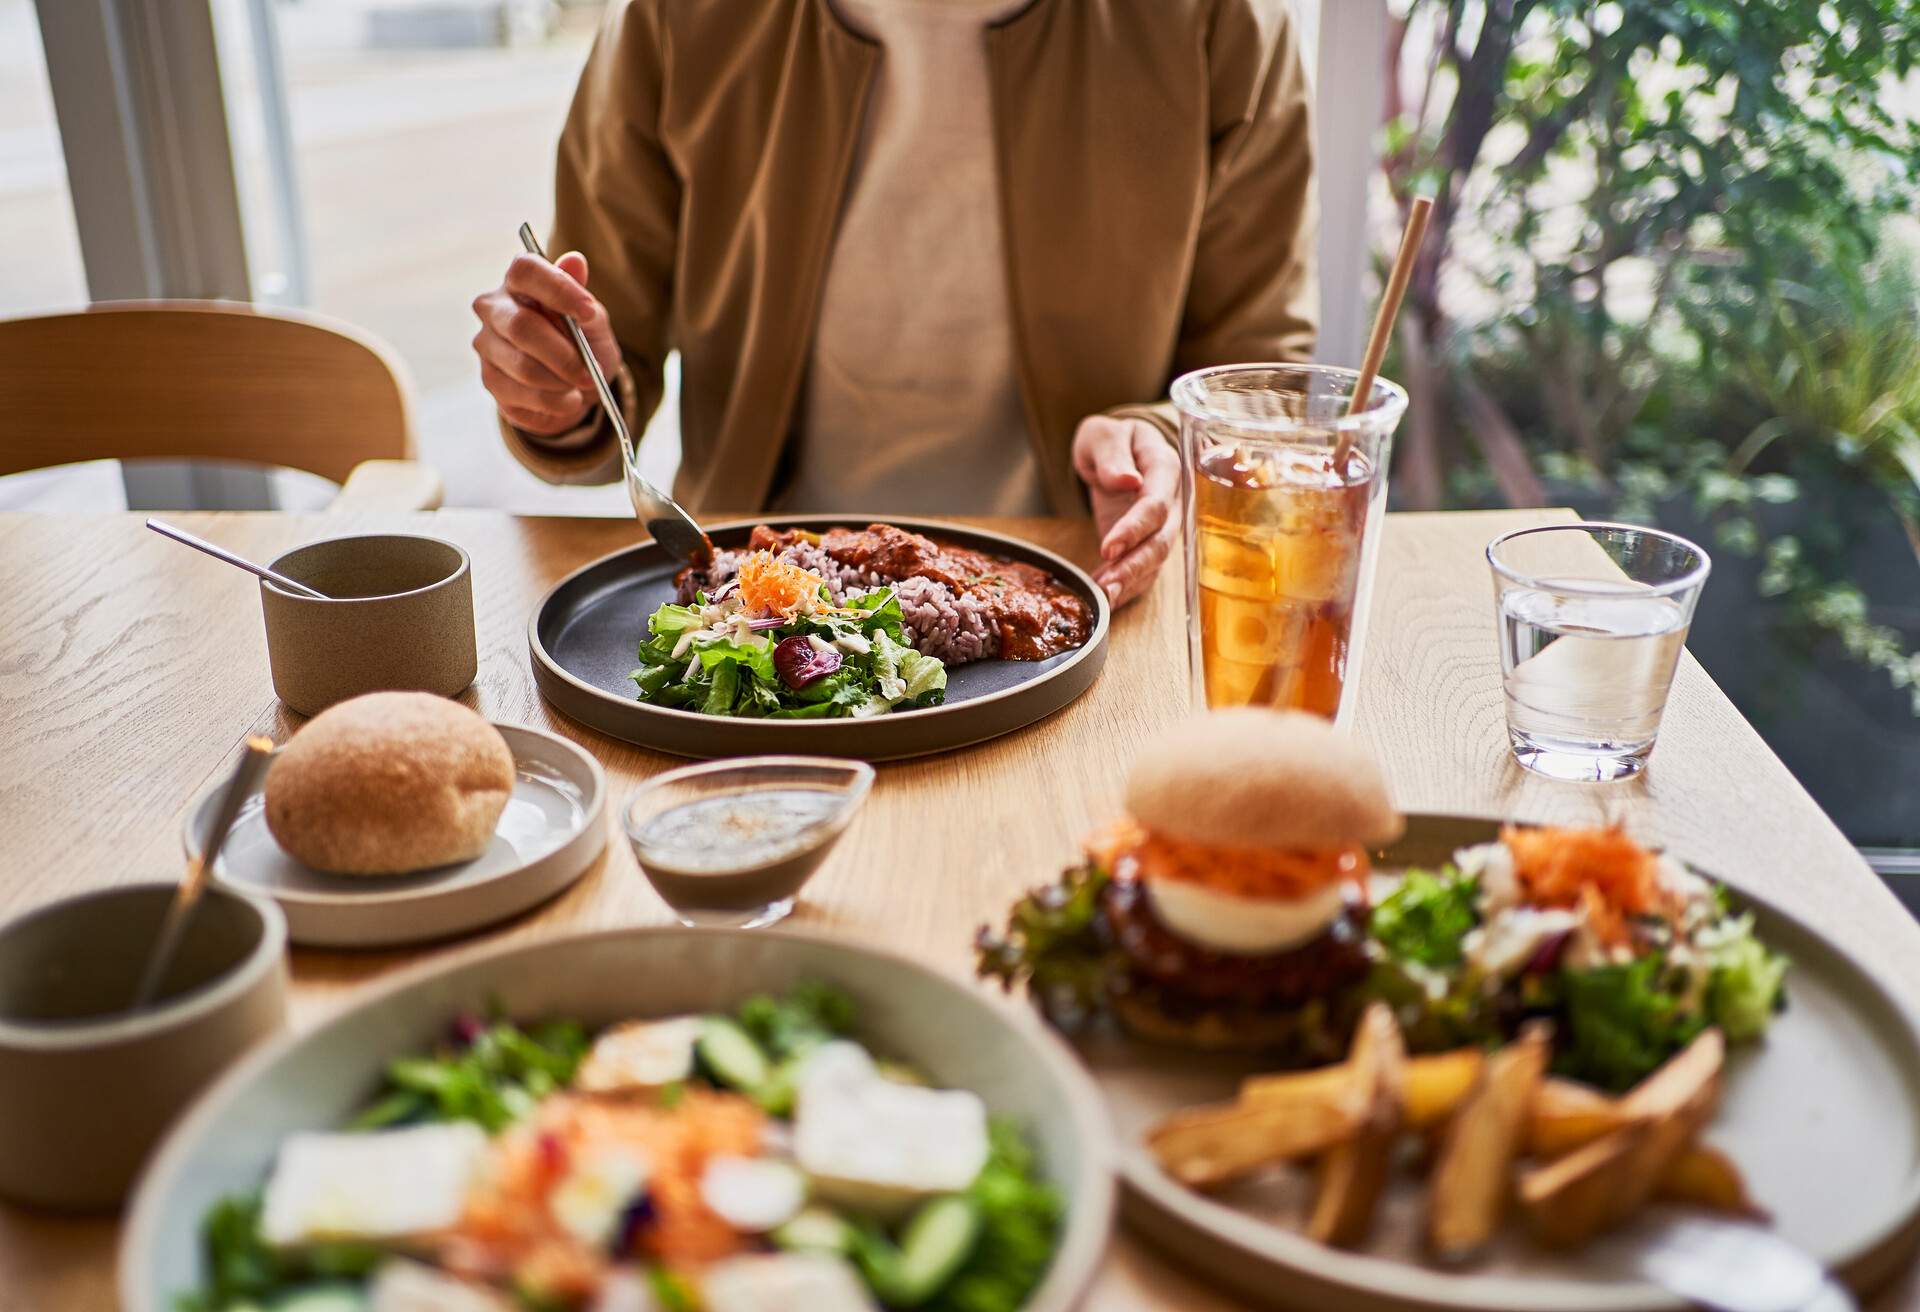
1170;364;1407;722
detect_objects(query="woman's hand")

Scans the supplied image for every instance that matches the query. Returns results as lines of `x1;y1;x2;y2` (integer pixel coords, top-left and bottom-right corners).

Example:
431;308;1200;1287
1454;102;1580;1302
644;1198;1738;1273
1072;415;1182;607
471;251;621;436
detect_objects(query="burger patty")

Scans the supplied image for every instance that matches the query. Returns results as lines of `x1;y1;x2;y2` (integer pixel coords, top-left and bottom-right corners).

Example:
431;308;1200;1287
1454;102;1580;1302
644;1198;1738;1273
1099;874;1372;1006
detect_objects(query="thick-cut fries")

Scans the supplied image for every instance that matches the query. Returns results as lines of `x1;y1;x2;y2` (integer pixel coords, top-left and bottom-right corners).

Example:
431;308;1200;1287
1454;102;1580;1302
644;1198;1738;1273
1426;1024;1550;1263
1146;1093;1361;1188
1307;1004;1405;1247
1519;1030;1726;1247
1243;1048;1483;1132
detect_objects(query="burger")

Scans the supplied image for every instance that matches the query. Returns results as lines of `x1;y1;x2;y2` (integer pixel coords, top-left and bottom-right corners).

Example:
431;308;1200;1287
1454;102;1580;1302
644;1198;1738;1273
977;708;1404;1057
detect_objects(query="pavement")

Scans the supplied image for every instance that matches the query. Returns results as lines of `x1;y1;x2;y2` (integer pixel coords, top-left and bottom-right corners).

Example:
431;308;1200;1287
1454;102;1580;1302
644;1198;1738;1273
0;0;665;513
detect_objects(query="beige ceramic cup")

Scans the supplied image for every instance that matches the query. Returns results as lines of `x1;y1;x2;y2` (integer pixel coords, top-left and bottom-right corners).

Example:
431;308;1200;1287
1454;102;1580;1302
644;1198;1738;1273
0;884;288;1210
259;533;478;715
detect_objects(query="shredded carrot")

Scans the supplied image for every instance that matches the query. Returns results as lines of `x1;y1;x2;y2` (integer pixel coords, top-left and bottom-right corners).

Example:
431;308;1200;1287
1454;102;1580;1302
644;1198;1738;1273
1088;816;1366;900
452;1089;765;1293
736;550;826;617
1500;824;1661;928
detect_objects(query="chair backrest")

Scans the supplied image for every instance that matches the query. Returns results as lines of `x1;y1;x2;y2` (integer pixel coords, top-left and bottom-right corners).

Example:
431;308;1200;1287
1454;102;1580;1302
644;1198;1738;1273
0;301;417;483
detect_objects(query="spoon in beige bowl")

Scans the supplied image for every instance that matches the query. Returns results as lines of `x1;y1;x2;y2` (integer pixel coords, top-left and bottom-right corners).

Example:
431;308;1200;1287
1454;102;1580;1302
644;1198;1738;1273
146;517;331;600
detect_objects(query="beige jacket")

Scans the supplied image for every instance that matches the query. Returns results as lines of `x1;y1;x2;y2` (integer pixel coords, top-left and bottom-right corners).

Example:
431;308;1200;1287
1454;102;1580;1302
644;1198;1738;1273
504;0;1318;514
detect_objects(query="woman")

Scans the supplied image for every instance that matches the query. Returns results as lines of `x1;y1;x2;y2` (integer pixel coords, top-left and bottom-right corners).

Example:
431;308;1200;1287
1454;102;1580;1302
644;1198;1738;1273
473;0;1316;606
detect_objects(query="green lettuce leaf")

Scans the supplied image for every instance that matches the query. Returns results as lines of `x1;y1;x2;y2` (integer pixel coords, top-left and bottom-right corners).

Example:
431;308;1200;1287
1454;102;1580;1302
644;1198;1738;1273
1703;914;1790;1042
1370;869;1480;969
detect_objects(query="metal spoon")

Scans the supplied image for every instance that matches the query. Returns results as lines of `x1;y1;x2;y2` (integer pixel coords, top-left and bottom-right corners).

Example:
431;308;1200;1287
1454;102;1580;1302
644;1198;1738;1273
130;737;277;1010
516;223;713;566
1598;1213;1857;1312
146;518;329;600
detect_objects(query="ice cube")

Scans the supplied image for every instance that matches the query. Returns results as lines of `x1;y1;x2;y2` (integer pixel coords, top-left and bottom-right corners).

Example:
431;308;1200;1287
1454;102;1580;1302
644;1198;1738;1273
1196;528;1274;600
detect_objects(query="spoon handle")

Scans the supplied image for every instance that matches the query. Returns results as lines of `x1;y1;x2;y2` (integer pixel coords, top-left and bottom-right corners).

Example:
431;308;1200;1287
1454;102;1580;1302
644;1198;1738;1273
131;738;276;1010
146;518;329;601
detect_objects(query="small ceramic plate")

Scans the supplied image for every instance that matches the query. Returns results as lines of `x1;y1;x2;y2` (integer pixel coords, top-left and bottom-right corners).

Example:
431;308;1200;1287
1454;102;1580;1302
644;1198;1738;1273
119;927;1116;1312
184;723;607;949
1082;814;1920;1312
528;515;1111;761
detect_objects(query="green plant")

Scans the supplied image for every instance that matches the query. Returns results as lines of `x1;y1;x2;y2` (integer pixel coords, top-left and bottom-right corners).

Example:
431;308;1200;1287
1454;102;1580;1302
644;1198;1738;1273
1379;0;1920;708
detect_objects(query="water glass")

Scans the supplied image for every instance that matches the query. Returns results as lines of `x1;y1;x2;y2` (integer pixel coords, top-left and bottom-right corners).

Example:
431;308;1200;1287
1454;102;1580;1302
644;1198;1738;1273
1486;522;1711;782
1171;363;1407;723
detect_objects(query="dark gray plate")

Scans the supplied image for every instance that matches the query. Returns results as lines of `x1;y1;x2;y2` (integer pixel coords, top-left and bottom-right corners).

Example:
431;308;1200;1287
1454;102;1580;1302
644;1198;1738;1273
529;515;1111;760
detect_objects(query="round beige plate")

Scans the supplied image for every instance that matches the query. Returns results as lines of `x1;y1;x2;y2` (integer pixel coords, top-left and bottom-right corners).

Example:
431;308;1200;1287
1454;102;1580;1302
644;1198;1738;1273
184;723;606;948
119;927;1115;1311
1081;814;1920;1312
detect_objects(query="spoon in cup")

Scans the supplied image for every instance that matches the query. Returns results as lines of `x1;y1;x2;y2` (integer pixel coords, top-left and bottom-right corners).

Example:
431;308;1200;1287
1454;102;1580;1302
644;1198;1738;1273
146;518;330;600
130;737;276;1011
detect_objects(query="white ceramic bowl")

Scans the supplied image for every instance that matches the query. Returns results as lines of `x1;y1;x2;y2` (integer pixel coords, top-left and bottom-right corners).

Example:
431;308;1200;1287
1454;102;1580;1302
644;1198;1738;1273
119;926;1116;1309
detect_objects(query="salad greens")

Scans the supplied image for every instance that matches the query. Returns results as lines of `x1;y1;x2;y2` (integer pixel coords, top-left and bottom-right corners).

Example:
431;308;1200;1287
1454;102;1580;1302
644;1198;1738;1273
632;587;948;719
979;849;1791;1093
349;1015;590;1134
183;985;1061;1312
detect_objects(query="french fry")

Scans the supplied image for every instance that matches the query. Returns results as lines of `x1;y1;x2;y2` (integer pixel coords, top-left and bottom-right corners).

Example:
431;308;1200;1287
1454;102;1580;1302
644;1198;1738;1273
1307;1003;1406;1247
1242;1048;1484;1132
1146;1093;1362;1189
1658;1142;1766;1218
1426;1024;1551;1263
1527;1077;1636;1156
1518;1029;1725;1247
1528;1075;1761;1217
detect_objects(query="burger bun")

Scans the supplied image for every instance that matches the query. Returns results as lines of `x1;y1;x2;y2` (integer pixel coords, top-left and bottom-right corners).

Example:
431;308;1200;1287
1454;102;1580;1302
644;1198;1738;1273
1126;708;1403;852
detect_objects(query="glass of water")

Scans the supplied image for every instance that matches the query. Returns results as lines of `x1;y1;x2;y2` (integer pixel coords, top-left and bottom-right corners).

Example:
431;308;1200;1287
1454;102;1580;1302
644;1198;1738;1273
1486;523;1710;782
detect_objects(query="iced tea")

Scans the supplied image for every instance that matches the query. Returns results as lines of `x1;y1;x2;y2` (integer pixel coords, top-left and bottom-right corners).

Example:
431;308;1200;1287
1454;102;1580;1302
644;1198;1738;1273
1191;443;1380;717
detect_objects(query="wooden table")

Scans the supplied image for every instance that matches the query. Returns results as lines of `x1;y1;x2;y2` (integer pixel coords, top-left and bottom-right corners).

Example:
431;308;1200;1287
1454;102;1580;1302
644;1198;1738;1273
3;508;1916;1311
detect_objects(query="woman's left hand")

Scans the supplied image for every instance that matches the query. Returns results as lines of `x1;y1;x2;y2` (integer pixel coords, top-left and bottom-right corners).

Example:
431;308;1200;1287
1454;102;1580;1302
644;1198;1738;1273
1072;415;1181;607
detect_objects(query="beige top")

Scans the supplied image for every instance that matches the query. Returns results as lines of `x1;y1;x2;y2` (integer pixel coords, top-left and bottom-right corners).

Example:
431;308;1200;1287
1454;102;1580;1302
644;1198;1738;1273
772;0;1046;515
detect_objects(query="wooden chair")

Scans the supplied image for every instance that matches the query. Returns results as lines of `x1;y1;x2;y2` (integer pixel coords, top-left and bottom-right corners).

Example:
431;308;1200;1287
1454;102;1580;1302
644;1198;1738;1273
0;301;442;511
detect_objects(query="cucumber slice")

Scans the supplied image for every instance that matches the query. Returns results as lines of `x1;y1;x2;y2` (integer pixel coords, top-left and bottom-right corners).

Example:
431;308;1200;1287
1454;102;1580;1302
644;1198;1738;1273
891;1195;982;1305
696;1017;771;1092
750;1054;804;1116
773;1205;858;1256
855;1195;983;1307
268;1287;368;1312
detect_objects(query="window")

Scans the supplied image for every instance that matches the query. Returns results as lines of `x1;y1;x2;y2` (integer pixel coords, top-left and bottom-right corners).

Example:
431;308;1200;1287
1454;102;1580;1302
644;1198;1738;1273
0;0;86;316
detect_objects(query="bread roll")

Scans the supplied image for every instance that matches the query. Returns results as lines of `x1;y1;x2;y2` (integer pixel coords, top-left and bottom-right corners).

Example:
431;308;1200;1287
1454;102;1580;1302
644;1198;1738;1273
265;692;514;875
1126;708;1403;851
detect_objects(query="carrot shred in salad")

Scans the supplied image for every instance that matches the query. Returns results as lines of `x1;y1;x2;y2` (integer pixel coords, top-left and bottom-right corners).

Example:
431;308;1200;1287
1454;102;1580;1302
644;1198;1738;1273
1499;824;1666;946
1087;817;1368;901
735;550;827;617
451;1090;765;1293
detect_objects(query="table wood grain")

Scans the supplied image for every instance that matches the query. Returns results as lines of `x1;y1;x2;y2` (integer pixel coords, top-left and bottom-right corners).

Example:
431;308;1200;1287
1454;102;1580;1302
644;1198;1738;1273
2;509;1914;1312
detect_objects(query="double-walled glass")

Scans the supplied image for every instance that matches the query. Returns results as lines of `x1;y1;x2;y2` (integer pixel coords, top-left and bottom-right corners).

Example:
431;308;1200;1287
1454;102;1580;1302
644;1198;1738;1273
1171;364;1407;723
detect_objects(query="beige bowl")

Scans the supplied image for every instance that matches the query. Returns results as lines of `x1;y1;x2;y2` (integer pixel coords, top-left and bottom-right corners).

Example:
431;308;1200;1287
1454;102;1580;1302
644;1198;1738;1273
260;534;477;716
0;884;288;1211
122;927;1115;1309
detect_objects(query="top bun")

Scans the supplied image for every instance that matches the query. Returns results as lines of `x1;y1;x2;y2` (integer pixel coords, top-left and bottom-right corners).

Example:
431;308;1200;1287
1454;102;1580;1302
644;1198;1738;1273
265;692;515;875
1125;708;1403;851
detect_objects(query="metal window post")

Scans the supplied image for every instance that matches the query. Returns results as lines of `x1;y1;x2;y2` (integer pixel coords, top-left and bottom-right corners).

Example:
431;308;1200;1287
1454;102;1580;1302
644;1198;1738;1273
1311;0;1387;369
33;0;274;508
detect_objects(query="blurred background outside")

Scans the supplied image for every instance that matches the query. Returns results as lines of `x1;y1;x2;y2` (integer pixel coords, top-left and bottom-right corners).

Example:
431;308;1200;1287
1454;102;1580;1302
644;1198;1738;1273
2;0;1916;861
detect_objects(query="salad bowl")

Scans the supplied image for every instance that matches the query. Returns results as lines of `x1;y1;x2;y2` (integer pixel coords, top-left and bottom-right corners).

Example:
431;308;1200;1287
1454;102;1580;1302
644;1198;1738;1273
120;927;1115;1310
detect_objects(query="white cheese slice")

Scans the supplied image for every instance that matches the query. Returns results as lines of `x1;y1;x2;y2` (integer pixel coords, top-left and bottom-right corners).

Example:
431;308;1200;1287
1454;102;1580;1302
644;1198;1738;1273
261;1122;487;1246
794;1041;988;1217
700;1155;807;1231
701;1252;878;1312
369;1258;514;1311
573;1016;706;1094
1144;877;1345;955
